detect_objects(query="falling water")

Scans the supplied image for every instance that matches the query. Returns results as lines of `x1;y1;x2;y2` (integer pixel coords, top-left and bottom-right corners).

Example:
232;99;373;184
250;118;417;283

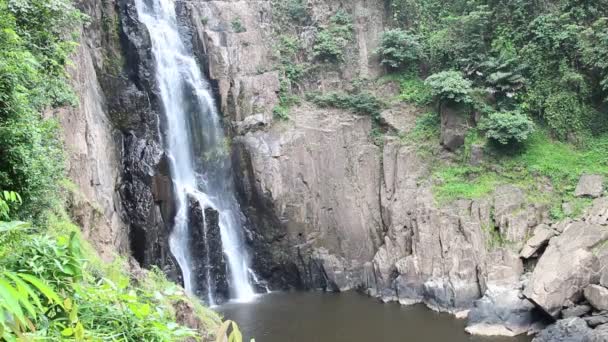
134;0;256;303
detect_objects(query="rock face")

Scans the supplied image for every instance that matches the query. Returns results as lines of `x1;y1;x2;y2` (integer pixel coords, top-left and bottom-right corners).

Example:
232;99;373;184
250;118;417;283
520;224;556;259
532;318;592;342
524;222;608;317
440;104;470;151
585;285;608;311
188;199;229;303
235;106;383;290
576;174;604;198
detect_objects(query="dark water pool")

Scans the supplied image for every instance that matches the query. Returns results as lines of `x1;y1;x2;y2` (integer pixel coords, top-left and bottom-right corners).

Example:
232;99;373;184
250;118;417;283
217;291;532;342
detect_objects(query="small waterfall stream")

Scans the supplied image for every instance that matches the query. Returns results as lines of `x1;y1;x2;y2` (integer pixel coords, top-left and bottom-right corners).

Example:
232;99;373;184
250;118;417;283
134;0;256;303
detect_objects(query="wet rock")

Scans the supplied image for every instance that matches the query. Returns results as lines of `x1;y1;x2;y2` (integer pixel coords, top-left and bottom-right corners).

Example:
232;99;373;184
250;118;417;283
524;222;608;317
575;174;604;198
532;318;592;342
188;198;229;304
562;305;592;318
586;285;608;311
520;224;556;259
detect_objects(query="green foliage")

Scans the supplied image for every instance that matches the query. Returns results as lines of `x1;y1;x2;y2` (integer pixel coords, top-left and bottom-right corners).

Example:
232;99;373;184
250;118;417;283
398;75;434;106
375;29;423;70
425;71;473;104
0;0;84;220
313;11;353;62
0;210;222;341
386;0;608;139
275;35;308;85
306;91;384;119
433;166;500;203
432;130;608;209
0;190;21;220
273;78;300;121
231;17;246;33
479;111;535;145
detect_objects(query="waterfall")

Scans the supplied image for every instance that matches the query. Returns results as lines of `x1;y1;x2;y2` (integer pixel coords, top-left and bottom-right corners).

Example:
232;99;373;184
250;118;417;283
134;0;256;303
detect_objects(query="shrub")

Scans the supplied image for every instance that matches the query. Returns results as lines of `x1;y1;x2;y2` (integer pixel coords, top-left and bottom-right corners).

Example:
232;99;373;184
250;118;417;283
425;70;473;104
231;17;246;33
313;11;353;62
307;91;383;119
375;29;423;70
399;76;434;105
479;110;535;145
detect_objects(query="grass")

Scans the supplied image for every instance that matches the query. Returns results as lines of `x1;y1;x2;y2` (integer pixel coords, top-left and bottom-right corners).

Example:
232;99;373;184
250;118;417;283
431;129;608;217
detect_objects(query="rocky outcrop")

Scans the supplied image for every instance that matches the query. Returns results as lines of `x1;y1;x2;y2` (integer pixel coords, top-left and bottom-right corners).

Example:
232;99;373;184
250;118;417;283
189;199;229;303
585;285;608;311
575;174;604;198
439;104;470;151
235;105;383;290
532;317;592;342
524;221;608;317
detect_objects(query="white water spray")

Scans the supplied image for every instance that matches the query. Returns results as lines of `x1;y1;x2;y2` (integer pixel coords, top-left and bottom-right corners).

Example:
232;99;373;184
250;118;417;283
134;0;256;303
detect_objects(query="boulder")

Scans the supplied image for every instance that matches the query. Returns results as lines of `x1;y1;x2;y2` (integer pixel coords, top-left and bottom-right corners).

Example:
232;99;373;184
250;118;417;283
584;315;608;328
520;224;557;259
585;285;608;311
584;324;608;342
562;305;592;318
466;286;536;337
575;174;604;198
524;222;608;317
532;318;592;342
469;144;484;166
440;104;469;151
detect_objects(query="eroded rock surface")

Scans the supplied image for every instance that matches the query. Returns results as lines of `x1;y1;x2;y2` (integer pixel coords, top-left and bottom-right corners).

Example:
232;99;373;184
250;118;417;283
524;222;608;317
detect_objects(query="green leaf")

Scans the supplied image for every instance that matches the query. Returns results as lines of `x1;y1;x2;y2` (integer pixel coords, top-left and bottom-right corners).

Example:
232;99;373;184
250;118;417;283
18;273;62;307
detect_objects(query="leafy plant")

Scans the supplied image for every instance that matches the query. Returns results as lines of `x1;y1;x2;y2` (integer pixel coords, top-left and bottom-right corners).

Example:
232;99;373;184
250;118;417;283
231;17;246;33
399;75;434;105
307;91;384;119
313;10;353;62
425;70;473;104
479;110;535;145
375;29;423;70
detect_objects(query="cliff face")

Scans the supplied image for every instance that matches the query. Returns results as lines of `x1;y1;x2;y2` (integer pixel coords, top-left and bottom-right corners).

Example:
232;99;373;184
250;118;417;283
60;0;608;339
55;0;181;278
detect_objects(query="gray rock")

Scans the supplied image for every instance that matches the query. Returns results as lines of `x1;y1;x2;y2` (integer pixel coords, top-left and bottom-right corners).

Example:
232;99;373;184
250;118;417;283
379;103;420;134
494;185;530;248
575;174;604;198
586;198;608;226
440;104;469;151
532;318;592;342
583;324;608;342
524;222;608;317
585;315;608;328
586;285;608;311
520;224;556;259
466;286;536;336
562;305;592;318
469;144;484;166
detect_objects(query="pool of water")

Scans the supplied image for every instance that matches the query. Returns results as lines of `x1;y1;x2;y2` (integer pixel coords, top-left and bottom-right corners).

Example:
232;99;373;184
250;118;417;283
217;291;533;342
